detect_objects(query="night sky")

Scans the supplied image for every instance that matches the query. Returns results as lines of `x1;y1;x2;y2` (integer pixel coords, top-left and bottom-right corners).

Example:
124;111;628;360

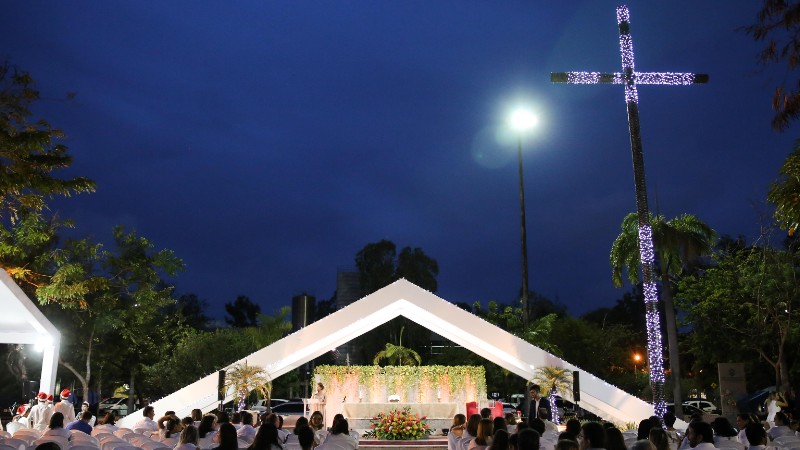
1;1;793;320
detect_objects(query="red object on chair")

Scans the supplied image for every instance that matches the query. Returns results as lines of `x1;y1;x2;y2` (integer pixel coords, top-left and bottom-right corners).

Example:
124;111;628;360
491;401;503;418
466;401;479;417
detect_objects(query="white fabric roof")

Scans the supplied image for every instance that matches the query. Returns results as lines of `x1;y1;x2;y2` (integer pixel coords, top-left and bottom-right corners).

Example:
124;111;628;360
119;279;665;427
0;269;60;396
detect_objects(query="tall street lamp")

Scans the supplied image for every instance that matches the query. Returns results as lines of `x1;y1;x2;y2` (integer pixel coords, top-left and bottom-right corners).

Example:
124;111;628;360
509;108;537;330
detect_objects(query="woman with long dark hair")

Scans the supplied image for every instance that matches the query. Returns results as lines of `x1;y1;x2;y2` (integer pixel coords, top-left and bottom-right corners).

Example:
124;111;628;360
214;423;240;450
43;412;71;439
248;423;283;450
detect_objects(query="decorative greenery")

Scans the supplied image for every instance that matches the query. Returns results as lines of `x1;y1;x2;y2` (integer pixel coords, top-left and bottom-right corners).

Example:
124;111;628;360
223;361;272;411
369;407;431;440
314;365;486;403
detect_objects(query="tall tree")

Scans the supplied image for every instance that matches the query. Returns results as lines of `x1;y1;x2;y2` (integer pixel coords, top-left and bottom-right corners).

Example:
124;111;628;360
610;212;716;414
351;240;439;364
225;295;261;327
36;227;184;407
743;1;800;131
678;242;799;391
355;240;439;294
0;64;95;212
166;293;210;331
768;140;800;235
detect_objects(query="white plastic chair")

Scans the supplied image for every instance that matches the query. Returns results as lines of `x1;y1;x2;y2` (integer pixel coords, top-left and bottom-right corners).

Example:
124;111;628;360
4;423;26;435
70;433;99;446
100;438;126;450
110;445;138;450
72;445;103;450
0;432;11;439
111;430;133;440
32;436;69;450
12;435;37;446
1;438;28;450
139;442;168;450
0;443;19;450
13;430;40;438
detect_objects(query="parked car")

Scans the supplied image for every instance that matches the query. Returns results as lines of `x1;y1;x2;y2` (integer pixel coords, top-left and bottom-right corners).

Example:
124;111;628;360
684;398;720;414
98;397;130;417
666;402;718;422
251;398;288;413
270;401;305;428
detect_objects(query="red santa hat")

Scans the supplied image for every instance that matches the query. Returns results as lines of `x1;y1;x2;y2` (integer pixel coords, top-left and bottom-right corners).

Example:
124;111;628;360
17;404;28;415
47;394;54;402
37;392;47;401
60;388;71;399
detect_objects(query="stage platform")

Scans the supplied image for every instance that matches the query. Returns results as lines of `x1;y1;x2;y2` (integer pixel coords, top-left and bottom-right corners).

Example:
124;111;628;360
358;437;448;450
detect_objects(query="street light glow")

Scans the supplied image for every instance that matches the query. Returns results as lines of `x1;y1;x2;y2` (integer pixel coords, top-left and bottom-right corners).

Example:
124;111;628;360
509;108;538;132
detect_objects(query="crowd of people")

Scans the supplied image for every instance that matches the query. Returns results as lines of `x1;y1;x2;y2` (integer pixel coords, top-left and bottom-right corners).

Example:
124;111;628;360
446;408;799;450
5;403;362;450
5;391;800;450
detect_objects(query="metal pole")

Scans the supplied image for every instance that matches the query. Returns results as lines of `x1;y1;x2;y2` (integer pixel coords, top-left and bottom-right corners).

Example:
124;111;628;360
518;137;530;329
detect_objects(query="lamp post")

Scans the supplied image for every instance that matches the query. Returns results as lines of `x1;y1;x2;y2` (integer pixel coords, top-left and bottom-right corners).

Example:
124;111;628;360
509;108;537;330
633;353;642;374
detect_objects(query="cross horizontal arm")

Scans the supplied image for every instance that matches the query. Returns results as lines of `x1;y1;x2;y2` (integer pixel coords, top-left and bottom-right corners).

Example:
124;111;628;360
635;72;708;85
551;72;708;85
551;72;620;84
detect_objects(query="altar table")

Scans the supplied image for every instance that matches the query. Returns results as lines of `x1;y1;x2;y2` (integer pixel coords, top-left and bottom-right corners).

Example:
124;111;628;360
343;402;457;419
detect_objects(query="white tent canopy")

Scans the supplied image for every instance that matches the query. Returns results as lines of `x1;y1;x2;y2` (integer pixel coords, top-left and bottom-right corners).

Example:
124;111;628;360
120;279;663;427
0;269;60;397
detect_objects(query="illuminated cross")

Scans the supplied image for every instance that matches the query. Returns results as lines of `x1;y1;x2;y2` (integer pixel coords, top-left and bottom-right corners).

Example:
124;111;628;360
551;5;707;418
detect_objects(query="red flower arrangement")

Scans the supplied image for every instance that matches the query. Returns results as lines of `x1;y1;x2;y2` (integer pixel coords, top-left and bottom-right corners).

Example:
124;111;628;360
369;407;431;440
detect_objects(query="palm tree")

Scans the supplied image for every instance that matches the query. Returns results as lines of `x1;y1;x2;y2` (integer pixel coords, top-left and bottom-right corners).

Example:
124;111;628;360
531;366;572;424
222;361;272;411
611;212;716;418
373;326;421;366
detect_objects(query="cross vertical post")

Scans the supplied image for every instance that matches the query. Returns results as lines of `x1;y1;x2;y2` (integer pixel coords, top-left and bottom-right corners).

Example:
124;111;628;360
550;5;707;418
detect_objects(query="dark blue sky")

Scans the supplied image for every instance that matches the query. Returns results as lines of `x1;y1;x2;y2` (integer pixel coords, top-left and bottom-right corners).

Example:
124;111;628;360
1;1;793;320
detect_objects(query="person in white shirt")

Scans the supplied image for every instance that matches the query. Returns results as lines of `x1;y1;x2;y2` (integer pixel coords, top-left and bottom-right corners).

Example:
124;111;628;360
448;414;467;450
735;414;754;448
28;392;53;431
134;406;159;433
744;423;767;450
79;402;96;427
686;422;716;450
767;413;794;440
236;411;257;442
53;389;76;425
174;425;199;450
324;418;358;450
43;412;72;440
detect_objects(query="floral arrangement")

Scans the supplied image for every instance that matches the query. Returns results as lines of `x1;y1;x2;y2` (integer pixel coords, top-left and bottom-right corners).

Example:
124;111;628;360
369;407;431;440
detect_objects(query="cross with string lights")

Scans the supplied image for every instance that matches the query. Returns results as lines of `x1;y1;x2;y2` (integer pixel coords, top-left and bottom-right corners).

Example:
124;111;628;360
551;5;707;418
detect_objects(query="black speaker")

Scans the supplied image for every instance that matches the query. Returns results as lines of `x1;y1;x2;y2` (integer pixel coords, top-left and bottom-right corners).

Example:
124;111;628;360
572;371;580;402
218;370;226;401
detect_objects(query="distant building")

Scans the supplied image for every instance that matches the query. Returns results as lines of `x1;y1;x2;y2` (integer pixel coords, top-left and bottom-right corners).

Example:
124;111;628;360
334;269;363;364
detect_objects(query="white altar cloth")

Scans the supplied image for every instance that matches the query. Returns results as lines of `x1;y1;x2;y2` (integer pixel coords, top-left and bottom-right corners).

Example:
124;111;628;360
342;403;458;420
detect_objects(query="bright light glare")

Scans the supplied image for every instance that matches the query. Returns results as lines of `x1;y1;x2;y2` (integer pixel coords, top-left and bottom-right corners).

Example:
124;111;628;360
509;108;538;131
33;335;52;352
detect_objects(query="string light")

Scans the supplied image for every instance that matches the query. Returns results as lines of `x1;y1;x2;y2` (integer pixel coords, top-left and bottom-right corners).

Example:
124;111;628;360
551;4;708;419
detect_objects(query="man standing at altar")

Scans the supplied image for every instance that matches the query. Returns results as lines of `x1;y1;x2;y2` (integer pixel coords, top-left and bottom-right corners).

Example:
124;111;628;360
527;384;551;422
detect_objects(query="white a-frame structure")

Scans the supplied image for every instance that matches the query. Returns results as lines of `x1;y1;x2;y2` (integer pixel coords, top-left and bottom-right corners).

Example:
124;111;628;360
120;279;658;427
